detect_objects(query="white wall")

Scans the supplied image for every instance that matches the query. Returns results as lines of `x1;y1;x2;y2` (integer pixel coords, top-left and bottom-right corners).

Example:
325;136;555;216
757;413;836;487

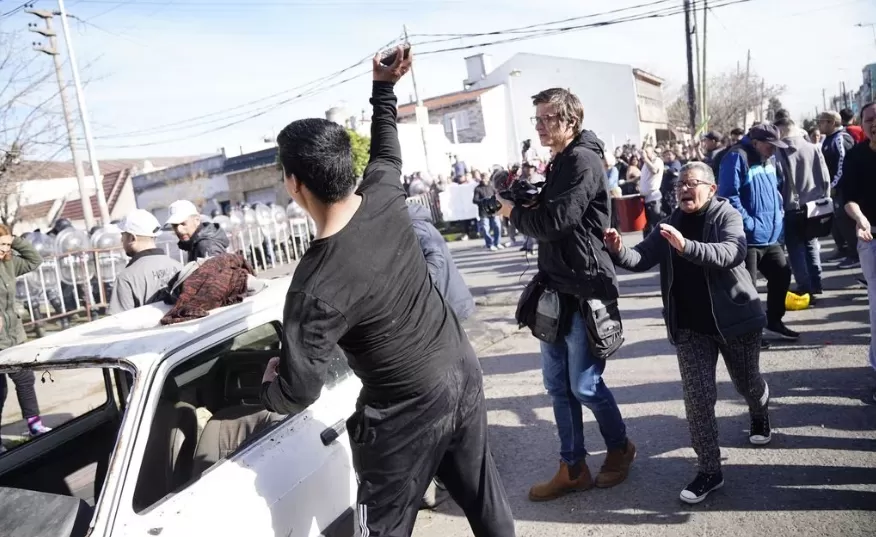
472;53;642;158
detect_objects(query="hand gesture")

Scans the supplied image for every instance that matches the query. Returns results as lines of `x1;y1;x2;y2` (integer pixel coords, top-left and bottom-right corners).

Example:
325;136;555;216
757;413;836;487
373;45;413;84
603;228;623;254
659;223;686;252
857;217;873;242
262;357;280;384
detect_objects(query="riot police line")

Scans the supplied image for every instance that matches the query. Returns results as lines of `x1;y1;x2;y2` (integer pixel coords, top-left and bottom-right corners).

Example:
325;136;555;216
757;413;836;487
14;202;315;334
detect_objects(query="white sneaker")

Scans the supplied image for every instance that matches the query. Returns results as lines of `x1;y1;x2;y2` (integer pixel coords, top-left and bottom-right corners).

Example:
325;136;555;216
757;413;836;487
497;244;505;249
489;246;498;251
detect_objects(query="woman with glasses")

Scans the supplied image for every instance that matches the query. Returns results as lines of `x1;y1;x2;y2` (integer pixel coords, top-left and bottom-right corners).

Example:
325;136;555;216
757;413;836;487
603;161;771;504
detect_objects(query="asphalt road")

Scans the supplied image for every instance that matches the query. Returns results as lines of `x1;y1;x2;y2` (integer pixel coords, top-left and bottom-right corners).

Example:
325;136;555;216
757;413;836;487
414;238;876;537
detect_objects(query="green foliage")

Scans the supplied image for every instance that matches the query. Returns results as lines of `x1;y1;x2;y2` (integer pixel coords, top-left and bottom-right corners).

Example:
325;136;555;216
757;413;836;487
347;129;371;178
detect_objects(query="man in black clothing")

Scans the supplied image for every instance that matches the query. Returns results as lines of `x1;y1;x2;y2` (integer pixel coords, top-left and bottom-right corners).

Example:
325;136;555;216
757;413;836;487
497;88;635;501
260;47;514;537
841;101;876;401
472;175;503;250
166;199;230;262
819;110;859;268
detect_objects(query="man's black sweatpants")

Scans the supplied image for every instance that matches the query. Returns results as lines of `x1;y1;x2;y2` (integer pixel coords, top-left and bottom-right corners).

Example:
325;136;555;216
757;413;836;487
347;354;515;537
745;244;791;325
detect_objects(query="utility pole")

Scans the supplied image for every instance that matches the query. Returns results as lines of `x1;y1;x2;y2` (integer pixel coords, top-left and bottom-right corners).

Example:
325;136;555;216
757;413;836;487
403;25;431;174
841;81;849;109
743;49;751;128
683;0;698;137
856;22;876;48
702;0;708;130
693;0;702;128
56;0;110;225
822;88;827;111
27;8;95;229
507;70;522;163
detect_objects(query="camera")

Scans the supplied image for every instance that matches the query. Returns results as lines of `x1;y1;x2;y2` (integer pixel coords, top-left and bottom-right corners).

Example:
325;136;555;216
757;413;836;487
499;179;542;207
480;196;502;214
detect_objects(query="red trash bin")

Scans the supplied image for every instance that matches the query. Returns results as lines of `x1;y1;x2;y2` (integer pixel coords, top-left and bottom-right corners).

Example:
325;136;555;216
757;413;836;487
613;195;646;233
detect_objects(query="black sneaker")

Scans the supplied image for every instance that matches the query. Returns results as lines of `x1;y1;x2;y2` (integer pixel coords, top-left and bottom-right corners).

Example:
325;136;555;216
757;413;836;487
680;472;724;504
420;478;450;510
765;321;799;341
837;257;861;270
760;339;772;350
749;414;772;445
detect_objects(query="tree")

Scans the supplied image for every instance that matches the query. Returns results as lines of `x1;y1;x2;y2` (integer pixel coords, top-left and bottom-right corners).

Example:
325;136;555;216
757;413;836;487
766;97;784;122
347;129;370;178
0;31;63;229
666;69;785;137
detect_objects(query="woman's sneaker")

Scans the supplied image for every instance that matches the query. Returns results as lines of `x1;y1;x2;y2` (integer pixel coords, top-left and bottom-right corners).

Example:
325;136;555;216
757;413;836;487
749;415;772;445
680;472;724;504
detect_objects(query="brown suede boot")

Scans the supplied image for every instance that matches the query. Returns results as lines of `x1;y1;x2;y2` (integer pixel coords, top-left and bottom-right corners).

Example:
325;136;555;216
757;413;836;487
528;460;594;502
595;439;636;488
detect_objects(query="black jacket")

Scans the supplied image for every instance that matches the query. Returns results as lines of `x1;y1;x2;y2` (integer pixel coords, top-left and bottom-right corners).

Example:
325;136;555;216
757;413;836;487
511;130;619;300
612;197;766;344
407;203;475;321
472;183;498;218
179;222;230;263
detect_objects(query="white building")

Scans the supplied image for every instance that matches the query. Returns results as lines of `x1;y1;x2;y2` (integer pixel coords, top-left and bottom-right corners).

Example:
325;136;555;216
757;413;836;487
398;52;669;170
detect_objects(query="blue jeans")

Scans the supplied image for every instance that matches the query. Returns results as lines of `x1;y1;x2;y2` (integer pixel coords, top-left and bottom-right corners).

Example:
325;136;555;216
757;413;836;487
858;239;876;371
785;224;823;293
479;216;501;248
540;311;627;465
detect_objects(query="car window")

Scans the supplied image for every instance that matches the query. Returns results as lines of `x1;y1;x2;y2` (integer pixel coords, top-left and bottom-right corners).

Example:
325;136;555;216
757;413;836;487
0;366;121;508
132;321;356;514
1;368;108;453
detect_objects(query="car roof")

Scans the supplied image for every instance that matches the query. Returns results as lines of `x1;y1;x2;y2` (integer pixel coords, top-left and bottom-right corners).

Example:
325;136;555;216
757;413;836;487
0;277;290;372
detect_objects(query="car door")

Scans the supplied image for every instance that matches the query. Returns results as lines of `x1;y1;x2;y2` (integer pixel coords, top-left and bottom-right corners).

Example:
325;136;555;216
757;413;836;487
111;312;359;537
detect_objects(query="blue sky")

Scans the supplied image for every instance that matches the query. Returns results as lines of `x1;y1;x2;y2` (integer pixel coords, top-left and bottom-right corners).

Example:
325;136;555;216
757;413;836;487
3;0;874;159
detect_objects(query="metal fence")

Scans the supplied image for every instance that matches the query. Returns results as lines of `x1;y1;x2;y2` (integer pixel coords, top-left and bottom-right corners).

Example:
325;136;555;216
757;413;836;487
16;217;315;330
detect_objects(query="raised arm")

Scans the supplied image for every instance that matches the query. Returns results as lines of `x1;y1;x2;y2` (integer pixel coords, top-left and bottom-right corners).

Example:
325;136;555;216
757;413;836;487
677;207;747;269
359;46;413;192
11;237;42;277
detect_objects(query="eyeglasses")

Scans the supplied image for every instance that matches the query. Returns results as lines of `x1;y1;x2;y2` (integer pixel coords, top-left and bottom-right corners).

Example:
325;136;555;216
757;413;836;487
675;180;712;191
530;114;560;126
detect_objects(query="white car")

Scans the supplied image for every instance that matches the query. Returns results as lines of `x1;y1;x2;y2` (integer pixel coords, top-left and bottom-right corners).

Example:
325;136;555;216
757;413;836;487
0;278;360;537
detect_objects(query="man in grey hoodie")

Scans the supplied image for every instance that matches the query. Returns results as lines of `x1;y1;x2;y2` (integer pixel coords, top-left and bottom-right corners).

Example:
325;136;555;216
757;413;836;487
775;118;832;297
110;210;183;314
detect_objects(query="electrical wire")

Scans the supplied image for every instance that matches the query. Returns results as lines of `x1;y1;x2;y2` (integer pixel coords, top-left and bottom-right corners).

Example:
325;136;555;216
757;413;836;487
92;0;752;148
1;1;35;17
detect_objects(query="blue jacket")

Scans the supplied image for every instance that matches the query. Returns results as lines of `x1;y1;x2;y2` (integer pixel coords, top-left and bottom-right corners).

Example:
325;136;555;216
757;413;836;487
717;137;784;246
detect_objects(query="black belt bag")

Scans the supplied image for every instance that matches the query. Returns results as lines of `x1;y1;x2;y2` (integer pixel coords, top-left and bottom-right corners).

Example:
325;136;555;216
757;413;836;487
581;298;624;360
785;197;833;240
515;275;562;344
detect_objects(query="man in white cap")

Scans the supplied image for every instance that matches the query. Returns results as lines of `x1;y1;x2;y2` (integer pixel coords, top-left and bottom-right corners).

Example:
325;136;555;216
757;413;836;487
165;199;229;262
109;209;183;314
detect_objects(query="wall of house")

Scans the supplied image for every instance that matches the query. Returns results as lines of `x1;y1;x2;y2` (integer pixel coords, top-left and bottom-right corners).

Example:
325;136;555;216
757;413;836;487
471;53;644;158
136;174;230;223
400;101;487;144
226;166;287;206
110;179;138;222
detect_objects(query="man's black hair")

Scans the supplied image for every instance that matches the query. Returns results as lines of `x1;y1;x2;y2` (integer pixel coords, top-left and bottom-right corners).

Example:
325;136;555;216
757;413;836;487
840;108;855;125
277;118;356;204
730;127;745;136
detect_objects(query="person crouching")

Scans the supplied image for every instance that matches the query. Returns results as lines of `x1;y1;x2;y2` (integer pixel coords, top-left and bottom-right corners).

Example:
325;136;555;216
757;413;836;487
604;161;772;504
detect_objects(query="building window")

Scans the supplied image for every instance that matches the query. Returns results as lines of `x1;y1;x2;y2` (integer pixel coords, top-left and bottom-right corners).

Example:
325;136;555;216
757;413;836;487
443;110;471;133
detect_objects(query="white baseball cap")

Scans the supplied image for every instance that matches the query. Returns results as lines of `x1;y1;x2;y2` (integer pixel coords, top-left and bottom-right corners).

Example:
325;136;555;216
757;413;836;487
118;209;162;238
165;200;199;225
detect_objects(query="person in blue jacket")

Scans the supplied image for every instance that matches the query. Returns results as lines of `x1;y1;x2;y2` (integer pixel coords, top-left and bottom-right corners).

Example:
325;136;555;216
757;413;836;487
717;124;798;341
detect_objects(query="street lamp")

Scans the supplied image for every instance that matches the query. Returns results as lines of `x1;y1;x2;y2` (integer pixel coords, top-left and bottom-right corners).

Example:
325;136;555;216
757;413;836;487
856;23;876;47
507;69;522;164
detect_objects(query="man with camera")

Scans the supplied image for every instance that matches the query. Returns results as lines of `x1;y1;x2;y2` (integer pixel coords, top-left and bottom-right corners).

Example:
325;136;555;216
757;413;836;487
497;88;634;502
473;173;504;250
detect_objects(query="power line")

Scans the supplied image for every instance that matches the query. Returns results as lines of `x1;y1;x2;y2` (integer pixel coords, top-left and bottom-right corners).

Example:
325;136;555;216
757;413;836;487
1;1;36;17
92;0;752;147
93;35;402;140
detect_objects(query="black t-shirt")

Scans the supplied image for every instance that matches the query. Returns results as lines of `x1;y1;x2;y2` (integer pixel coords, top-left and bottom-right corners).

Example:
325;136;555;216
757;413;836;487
841;142;876;229
262;81;471;412
672;200;718;335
